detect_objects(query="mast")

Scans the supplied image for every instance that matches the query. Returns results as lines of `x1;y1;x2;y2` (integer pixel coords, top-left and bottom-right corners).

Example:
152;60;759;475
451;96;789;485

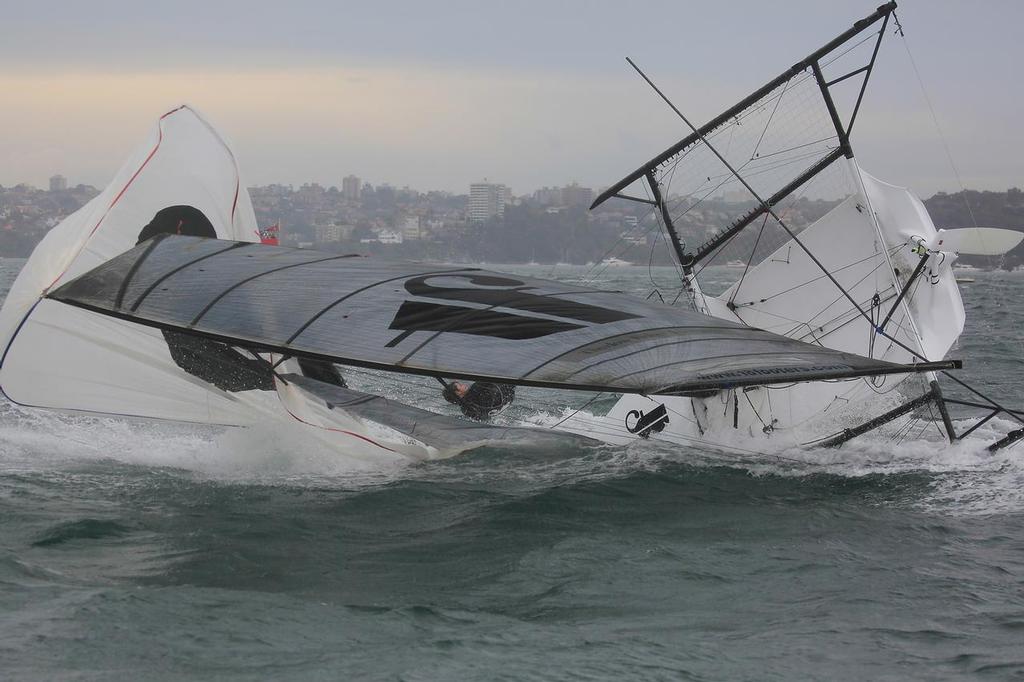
644;170;690;272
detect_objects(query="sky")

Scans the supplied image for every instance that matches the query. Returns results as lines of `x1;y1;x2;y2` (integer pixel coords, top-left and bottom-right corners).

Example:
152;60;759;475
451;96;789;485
0;0;1020;198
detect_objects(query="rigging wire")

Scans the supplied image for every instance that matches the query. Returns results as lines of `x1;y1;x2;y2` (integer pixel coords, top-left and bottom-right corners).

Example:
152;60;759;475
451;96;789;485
547;392;606;430
728;213;770;306
730;244;902;307
573;183;667;288
895;11;979;230
750;75;791;161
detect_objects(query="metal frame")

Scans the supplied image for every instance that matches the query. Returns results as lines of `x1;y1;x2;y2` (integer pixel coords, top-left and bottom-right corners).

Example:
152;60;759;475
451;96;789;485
815;375;1024;452
814;384;941;448
592;2;897;285
875;253;930;334
590;1;896;211
594;2;1024;453
645;170;690;271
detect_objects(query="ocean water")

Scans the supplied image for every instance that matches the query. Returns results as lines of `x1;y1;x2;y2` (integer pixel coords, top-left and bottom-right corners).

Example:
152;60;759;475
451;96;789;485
1;259;1023;681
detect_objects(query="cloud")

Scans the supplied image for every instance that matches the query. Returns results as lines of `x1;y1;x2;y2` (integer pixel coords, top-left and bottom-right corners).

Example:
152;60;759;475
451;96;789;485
0;65;720;193
1;0;1021;195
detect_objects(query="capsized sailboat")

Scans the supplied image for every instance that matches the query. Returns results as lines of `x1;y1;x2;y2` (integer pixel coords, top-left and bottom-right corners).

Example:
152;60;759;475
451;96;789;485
555;1;1024;452
0;3;1019;460
0;102;961;461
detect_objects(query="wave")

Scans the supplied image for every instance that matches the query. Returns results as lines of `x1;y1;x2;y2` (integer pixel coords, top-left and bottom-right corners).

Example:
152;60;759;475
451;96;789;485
1;400;1022;516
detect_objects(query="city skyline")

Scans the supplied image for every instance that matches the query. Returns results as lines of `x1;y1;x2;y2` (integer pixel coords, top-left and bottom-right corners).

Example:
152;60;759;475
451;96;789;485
16;173;598;203
14;170;1023;206
1;1;1021;197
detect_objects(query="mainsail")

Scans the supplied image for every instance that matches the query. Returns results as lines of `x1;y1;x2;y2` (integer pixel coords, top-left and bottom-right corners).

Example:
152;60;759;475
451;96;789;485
48;234;957;396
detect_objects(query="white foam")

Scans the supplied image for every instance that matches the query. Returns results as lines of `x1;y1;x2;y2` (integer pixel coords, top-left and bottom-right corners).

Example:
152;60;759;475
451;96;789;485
519;406;1024;515
0;402;406;485
2;400;1022;514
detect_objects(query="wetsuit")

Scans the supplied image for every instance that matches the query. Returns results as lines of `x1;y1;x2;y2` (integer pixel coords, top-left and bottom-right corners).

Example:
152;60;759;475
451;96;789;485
457;382;515;421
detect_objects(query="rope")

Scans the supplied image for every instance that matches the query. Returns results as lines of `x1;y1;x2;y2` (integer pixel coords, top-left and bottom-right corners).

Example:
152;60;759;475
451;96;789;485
729;213;770;306
548;392;605;430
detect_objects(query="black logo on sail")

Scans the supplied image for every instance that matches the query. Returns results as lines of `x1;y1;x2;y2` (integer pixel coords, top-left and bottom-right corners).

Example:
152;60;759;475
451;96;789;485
386;273;639;347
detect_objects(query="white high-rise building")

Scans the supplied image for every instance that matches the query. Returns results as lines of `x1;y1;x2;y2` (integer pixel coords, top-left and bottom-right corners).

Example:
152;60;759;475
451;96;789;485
469;182;508;223
401;215;422;240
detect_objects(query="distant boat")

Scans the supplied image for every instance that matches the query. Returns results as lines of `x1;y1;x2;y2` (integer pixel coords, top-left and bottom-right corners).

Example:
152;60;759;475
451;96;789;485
599;257;632;266
725;260;745;268
955;276;976;284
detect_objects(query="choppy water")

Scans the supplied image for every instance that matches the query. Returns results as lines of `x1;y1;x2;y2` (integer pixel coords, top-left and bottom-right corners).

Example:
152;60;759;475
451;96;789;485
2;260;1023;681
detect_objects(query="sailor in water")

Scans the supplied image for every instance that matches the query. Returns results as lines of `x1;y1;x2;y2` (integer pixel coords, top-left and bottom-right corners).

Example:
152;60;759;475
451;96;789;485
442;380;515;421
138;205;346;392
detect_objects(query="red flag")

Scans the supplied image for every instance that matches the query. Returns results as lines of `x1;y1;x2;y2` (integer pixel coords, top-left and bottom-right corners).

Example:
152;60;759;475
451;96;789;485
256;222;279;245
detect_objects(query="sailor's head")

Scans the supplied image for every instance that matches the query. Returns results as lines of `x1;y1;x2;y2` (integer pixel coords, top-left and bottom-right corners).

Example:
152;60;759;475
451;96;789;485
442;380;470;404
137;205;216;245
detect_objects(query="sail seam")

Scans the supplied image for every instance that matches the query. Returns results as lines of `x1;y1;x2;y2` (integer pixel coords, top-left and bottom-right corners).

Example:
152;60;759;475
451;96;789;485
113;234;166;310
520;324;774;379
561;335;771;380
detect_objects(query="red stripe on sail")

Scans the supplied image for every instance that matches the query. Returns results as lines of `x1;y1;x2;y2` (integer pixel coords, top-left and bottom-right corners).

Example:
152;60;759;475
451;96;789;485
45;104;187;292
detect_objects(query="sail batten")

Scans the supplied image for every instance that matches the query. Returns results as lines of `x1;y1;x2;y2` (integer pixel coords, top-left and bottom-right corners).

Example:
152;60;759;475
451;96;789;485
129;240;250;312
47;235;958;397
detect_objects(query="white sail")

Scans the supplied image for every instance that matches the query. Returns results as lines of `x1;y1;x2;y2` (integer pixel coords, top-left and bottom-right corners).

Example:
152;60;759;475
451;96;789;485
927;228;1024;256
0;105;266;425
858;168;964;363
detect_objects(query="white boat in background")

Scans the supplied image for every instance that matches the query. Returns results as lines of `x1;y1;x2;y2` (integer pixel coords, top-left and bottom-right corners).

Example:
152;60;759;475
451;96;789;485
599;257;632;267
